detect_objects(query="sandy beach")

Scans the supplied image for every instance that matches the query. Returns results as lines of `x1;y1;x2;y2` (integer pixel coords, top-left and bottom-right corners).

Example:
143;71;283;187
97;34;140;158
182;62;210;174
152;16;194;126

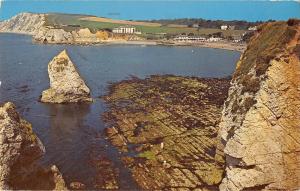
102;39;246;52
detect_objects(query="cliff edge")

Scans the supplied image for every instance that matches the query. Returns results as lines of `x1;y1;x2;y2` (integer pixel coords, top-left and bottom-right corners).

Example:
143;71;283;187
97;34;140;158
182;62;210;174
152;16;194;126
218;20;300;190
0;12;45;35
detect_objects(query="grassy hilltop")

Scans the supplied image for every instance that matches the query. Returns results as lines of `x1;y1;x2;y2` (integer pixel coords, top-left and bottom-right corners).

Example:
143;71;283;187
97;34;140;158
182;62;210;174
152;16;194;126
45;13;246;38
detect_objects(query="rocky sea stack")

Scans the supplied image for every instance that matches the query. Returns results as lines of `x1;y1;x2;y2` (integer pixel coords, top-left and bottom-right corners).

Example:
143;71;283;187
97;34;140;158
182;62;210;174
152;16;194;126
218;20;300;190
0;102;66;190
41;50;92;103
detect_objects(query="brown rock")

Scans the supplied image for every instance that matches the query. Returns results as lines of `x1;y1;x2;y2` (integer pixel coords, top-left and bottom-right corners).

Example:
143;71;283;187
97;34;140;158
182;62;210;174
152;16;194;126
0;102;67;190
218;21;300;191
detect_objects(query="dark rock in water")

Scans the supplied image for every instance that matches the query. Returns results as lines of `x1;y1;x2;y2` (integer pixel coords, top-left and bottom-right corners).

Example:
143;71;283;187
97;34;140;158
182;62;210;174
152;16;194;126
40;49;92;103
70;181;86;190
91;155;119;190
0;102;67;190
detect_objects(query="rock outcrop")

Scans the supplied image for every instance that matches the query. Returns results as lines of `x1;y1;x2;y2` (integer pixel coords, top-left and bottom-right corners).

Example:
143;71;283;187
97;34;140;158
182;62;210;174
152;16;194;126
34;27;99;44
0;12;45;35
218;20;300;190
102;75;231;190
41;50;92;103
33;27;124;44
0;102;67;190
34;27;74;44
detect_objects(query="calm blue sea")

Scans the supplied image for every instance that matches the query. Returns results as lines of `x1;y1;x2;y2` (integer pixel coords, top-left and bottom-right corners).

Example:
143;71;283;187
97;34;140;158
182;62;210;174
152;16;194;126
0;0;299;22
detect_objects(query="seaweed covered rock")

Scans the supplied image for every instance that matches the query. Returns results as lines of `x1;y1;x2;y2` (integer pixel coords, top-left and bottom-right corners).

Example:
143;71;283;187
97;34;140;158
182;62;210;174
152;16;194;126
219;20;300;190
0;102;67;190
102;75;231;190
41;50;92;103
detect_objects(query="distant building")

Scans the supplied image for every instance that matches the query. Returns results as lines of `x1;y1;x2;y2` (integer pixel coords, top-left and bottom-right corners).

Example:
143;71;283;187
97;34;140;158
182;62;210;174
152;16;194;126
231;35;243;43
207;37;223;42
221;25;228;30
192;24;199;28
112;26;140;34
248;26;257;31
174;35;206;42
228;25;235;30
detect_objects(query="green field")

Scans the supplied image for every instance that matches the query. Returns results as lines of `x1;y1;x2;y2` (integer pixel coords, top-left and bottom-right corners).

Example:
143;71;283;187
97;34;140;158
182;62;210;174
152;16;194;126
45;13;246;37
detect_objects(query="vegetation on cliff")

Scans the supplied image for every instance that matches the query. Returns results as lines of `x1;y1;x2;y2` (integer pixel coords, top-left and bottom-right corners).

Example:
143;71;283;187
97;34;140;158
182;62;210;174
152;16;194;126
228;19;300;116
142;18;262;30
44;13;246;38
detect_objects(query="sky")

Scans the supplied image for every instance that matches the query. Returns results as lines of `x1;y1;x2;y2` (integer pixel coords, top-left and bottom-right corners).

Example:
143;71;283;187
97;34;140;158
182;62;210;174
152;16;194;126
0;0;299;21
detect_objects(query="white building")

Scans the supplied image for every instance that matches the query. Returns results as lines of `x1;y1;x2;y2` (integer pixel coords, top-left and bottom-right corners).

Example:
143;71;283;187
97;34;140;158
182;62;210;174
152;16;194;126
207;37;223;42
221;25;228;30
112;26;138;34
228;25;235;30
248;26;257;31
174;35;206;42
192;24;199;28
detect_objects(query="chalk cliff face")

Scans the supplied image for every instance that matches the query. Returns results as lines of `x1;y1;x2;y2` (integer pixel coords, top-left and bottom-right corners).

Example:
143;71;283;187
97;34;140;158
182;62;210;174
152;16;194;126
34;27;102;44
218;20;300;190
0;102;66;190
0;12;45;35
41;50;92;103
33;27;132;44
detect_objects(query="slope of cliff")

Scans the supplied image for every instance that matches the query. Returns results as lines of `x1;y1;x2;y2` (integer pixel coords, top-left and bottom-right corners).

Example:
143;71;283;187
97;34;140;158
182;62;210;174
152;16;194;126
218;20;300;190
0;12;46;35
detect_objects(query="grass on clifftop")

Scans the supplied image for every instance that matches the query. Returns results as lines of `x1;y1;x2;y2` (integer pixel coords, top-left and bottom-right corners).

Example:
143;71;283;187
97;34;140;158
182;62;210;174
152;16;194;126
234;20;298;79
44;13;245;36
229;20;299;117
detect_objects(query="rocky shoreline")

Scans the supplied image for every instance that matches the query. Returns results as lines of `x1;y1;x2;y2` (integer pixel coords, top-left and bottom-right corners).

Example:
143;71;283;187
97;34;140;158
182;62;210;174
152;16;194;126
1;12;248;53
102;75;231;190
101;20;300;191
0;12;246;52
0;102;67;190
1;15;299;190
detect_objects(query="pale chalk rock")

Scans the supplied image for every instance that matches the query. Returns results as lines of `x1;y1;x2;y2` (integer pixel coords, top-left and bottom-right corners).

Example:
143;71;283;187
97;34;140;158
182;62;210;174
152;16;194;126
34;27;74;44
41;49;92;103
0;12;45;35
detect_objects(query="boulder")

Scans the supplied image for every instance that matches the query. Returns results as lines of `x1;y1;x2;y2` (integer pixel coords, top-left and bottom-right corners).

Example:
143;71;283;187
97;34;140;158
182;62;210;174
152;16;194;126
41;49;92;103
0;102;67;190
